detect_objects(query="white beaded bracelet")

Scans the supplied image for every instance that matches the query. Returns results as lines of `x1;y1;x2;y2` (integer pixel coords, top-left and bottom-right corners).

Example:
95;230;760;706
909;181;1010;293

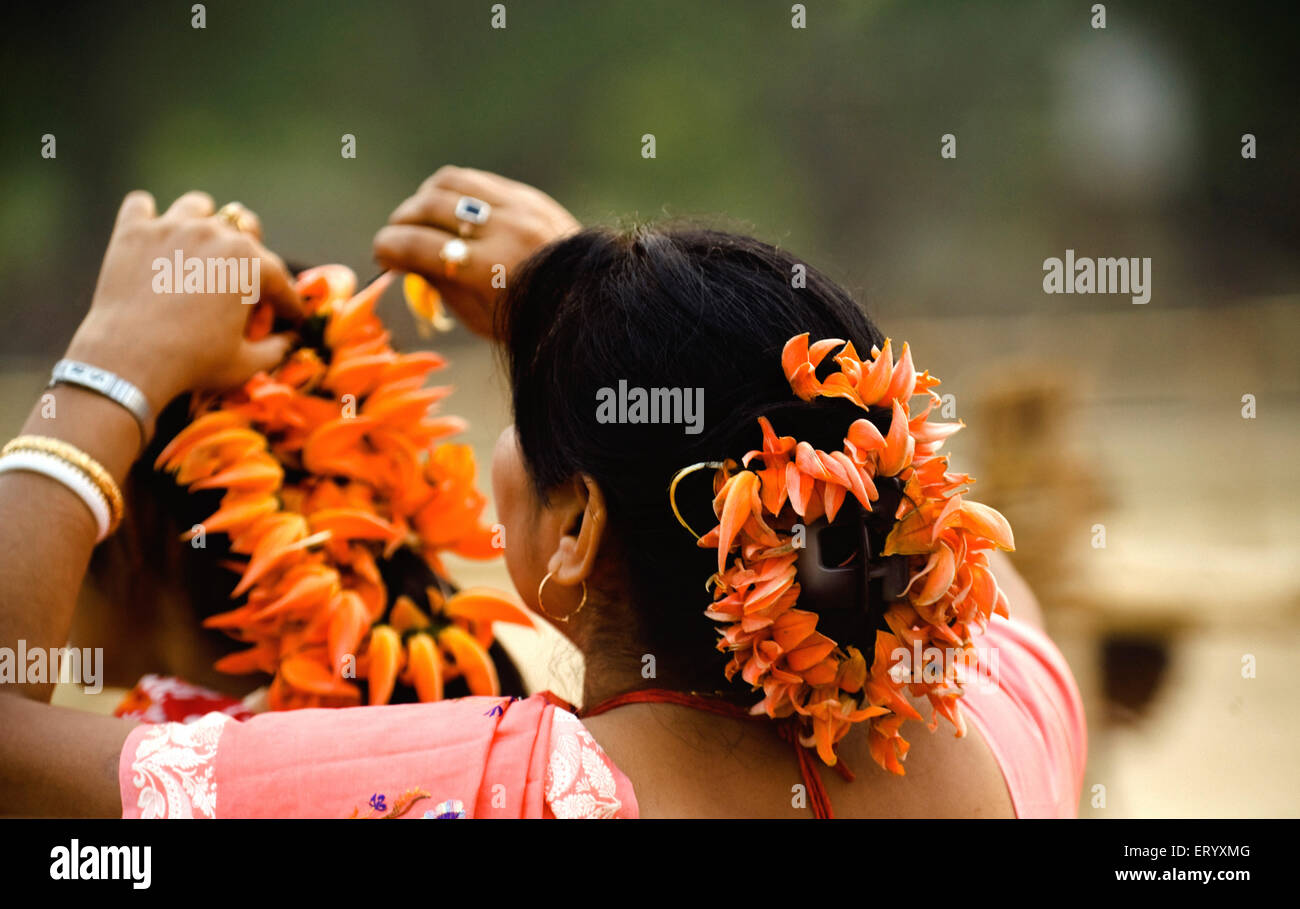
0;449;112;541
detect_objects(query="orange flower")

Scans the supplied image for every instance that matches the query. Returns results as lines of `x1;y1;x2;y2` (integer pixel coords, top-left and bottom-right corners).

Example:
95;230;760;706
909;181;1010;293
158;267;526;709
403;273;454;334
694;332;1015;772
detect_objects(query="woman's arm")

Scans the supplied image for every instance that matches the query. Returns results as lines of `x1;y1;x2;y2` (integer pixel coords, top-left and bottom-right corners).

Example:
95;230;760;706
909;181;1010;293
0;387;140;702
0;385;146;816
0;694;139;817
0;190;298;816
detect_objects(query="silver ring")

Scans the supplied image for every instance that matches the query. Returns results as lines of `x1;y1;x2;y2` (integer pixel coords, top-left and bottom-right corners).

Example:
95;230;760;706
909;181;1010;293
453;196;491;236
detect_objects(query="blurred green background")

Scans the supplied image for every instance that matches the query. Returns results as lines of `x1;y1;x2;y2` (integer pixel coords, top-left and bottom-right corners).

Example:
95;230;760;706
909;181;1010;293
2;0;1297;817
2;0;1296;341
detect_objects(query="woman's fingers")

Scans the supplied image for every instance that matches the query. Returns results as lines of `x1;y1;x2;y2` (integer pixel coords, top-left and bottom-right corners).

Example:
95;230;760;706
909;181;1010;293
373;223;500;337
373;223;474;281
419;165;506;205
218;205;263;242
114;190;156;229
164;190;215;220
375;166;577;337
184;199;297;318
76;188;307;405
248;242;302;318
388;187;467;230
211;333;295;388
236;333;295;377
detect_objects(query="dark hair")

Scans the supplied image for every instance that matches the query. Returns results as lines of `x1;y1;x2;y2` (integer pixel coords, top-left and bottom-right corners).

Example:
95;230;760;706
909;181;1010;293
501;225;886;690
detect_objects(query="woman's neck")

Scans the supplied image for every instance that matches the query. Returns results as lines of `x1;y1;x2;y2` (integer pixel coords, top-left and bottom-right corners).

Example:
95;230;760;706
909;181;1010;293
577;631;738;711
581;661;660;710
569;586;743;709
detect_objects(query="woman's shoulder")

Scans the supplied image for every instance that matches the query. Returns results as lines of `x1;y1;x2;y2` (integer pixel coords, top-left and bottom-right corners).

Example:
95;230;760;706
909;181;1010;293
825;700;1017;818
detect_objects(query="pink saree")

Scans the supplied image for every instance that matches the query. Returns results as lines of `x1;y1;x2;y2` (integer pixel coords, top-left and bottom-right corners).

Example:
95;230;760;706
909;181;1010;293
118;693;638;818
961;615;1088;818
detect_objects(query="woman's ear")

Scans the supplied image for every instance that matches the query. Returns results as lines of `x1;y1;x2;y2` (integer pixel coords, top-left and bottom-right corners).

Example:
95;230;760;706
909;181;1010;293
547;474;607;586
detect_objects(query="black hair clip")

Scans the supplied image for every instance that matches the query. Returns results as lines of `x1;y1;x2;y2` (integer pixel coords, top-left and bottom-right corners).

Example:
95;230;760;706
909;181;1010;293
793;476;910;637
667;462;912;640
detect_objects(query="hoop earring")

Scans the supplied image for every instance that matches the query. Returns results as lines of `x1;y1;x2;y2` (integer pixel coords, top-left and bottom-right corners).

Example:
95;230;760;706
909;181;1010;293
537;571;588;623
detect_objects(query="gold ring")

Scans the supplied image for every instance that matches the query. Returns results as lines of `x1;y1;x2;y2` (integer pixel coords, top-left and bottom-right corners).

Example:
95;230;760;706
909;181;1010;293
216;202;257;234
439;238;470;278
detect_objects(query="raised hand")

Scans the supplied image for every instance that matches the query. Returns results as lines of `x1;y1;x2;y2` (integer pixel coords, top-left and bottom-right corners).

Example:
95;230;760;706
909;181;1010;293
66;190;301;414
373;166;580;338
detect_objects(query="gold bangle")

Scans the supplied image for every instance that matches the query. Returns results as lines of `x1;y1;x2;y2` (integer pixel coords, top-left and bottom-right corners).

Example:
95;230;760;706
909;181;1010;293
3;435;125;534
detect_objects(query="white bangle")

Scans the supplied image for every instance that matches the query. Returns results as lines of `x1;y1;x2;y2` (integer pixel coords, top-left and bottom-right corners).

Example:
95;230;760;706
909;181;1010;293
0;449;112;542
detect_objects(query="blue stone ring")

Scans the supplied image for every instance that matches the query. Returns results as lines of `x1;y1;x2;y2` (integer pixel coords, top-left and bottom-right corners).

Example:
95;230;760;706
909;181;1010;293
453;195;492;237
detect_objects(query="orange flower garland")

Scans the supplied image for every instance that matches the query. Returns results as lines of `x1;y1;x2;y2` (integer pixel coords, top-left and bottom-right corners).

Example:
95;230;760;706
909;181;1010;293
692;333;1015;773
156;267;532;710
